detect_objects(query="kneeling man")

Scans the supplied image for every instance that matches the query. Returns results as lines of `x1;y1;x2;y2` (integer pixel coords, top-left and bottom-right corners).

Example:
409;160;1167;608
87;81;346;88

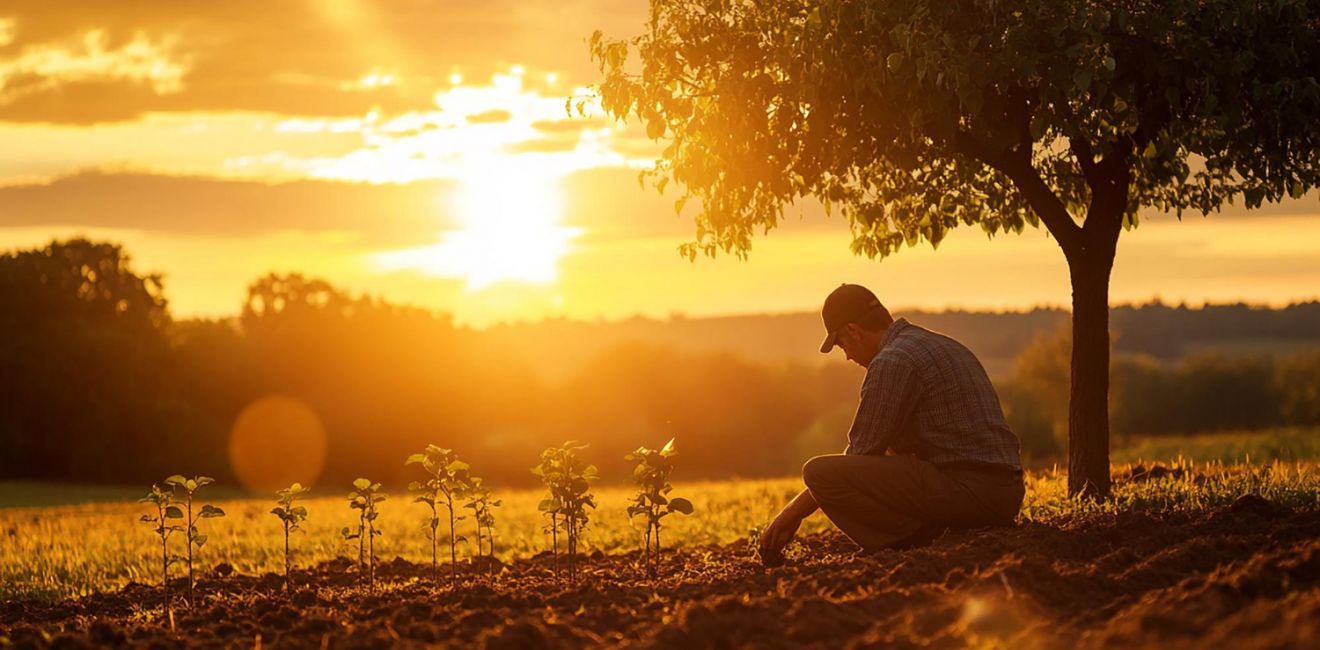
760;284;1025;557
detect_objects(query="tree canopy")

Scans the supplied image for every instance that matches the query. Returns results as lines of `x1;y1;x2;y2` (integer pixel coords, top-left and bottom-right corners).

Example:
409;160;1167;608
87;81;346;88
590;0;1320;261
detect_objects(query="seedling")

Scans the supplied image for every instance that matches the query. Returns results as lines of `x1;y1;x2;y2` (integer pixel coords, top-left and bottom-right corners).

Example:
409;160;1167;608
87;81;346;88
406;445;473;587
270;483;310;591
341;478;386;589
532;441;598;581
626;439;695;577
138;484;184;620
163;475;225;605
462;475;501;581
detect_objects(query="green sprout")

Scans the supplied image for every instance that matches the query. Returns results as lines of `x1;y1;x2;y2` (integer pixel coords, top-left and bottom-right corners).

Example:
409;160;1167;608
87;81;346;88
626;439;695;577
341;478;386;589
163;475;225;605
138;483;184;619
270;483;310;592
462;475;501;581
532;441;597;582
407;445;474;587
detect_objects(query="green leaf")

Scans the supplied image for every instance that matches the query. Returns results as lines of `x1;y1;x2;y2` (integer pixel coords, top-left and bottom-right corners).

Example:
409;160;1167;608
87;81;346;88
194;534;208;548
164;506;184;519
406;453;427;466
164;475;188;487
668;497;695;515
199;505;225;518
352;478;371;490
660;438;676;457
886;52;904;73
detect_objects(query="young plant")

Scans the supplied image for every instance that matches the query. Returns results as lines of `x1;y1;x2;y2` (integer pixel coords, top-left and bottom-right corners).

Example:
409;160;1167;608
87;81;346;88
532;441;598;582
341;478;386;589
163;475;225;605
406;445;473;587
462;475;501;581
270;483;310;591
138;484;184;620
626;439;695;577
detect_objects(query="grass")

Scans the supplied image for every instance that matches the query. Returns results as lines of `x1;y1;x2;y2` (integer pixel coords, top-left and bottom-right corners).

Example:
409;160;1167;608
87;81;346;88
1113;427;1320;465
3;459;1319;602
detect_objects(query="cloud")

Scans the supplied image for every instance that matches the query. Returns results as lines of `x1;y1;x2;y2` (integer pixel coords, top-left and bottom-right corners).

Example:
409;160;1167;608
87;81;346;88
0;0;651;124
0;29;188;95
465;109;511;124
0;170;460;246
0;165;838;254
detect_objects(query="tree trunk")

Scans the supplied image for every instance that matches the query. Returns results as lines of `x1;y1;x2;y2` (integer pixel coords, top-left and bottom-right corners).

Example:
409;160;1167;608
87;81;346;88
1066;246;1115;498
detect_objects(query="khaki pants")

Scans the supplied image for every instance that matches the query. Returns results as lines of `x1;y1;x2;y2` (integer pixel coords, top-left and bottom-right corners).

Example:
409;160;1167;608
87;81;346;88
802;454;1025;552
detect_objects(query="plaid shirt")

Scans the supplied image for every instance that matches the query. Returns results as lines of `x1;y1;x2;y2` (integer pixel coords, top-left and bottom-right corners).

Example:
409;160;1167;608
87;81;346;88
844;318;1022;468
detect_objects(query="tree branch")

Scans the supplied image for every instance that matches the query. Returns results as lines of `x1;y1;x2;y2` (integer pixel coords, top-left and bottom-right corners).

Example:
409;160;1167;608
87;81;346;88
952;130;1084;255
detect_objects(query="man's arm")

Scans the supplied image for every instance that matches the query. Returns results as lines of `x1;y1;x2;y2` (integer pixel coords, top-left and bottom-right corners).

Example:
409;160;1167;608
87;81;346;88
759;488;818;555
845;351;921;456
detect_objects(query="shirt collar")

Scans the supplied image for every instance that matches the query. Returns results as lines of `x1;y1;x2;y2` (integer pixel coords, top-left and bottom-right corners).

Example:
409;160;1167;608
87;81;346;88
878;317;910;352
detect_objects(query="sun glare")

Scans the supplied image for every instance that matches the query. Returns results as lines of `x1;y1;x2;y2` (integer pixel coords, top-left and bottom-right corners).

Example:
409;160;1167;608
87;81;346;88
375;168;581;290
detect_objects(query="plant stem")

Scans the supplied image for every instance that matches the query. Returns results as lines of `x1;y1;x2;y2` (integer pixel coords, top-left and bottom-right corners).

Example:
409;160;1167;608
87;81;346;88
159;503;170;620
284;521;291;592
446;495;457;587
185;495;194;606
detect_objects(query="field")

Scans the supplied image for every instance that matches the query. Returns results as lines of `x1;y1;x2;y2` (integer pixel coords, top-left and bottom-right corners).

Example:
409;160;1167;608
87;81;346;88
3;459;1320;648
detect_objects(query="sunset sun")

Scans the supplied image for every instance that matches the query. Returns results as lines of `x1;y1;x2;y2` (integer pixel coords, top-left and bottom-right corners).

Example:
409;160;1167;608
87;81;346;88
375;167;581;290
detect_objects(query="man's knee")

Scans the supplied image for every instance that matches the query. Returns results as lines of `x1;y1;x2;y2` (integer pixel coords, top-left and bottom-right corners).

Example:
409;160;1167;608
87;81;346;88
802;455;843;489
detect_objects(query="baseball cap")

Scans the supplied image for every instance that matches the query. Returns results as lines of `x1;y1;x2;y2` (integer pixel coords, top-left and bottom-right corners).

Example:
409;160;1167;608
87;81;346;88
819;284;885;353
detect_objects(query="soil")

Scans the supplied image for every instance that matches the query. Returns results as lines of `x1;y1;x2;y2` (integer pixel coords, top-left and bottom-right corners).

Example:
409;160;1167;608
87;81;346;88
4;496;1319;649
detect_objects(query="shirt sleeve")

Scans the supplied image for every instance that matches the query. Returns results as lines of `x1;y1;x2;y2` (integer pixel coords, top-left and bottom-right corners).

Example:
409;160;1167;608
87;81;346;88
844;352;921;456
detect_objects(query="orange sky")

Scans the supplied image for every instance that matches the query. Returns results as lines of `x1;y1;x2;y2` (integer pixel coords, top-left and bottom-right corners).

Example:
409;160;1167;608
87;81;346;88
1;1;1317;326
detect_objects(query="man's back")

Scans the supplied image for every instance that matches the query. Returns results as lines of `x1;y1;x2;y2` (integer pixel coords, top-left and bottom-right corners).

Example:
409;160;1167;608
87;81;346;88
851;318;1022;468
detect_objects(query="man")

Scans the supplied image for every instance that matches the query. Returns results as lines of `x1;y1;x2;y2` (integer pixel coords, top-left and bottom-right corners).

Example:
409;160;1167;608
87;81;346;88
759;284;1024;559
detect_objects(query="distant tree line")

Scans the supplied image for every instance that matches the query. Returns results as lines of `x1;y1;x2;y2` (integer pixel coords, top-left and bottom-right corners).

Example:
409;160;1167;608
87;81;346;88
1;238;1317;484
1001;326;1320;460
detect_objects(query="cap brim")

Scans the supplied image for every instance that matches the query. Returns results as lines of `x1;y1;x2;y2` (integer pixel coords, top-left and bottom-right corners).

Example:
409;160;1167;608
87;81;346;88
819;330;839;354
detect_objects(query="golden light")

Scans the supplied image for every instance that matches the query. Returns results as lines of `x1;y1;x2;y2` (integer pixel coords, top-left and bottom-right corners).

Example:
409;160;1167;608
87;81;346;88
375;167;581;290
228;395;328;492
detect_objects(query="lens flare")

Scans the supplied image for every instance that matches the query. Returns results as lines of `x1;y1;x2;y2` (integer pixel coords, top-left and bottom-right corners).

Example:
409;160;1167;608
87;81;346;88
228;395;327;492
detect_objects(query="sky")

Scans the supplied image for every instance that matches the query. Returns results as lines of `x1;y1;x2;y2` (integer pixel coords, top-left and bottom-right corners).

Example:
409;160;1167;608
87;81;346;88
1;0;1317;326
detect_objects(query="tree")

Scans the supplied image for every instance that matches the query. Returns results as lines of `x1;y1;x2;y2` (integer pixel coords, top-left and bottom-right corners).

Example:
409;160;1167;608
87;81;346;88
0;238;180;481
589;0;1320;496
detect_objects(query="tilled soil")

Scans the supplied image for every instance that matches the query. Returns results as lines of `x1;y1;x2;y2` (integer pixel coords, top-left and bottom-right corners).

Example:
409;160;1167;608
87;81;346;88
3;496;1319;649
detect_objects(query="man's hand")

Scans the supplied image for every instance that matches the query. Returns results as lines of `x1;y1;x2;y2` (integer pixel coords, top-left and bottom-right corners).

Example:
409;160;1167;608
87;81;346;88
759;509;802;557
757;488;819;565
